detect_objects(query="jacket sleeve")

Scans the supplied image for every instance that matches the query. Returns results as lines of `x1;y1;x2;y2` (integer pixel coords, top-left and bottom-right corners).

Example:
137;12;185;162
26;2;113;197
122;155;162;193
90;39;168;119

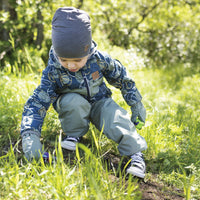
101;53;142;107
20;66;59;137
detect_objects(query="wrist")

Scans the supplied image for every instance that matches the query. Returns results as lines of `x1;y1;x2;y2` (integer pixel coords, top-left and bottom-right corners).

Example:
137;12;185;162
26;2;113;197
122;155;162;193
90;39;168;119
21;131;41;138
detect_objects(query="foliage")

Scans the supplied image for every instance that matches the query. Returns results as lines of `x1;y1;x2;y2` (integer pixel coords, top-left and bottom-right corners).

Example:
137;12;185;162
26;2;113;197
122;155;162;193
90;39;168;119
1;0;200;70
85;0;200;66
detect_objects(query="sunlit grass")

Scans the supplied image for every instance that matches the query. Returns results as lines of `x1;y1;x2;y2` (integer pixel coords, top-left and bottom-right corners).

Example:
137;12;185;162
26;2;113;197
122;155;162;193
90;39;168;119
0;135;141;200
0;46;200;199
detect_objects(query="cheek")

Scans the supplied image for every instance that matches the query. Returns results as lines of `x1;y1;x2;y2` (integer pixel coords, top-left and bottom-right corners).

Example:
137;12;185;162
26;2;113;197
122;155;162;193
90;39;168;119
77;62;85;68
62;63;70;69
80;62;86;67
80;60;87;67
62;63;68;68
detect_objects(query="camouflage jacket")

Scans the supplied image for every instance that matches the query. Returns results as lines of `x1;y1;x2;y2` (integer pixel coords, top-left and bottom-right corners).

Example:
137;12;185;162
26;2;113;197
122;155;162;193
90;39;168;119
21;41;142;136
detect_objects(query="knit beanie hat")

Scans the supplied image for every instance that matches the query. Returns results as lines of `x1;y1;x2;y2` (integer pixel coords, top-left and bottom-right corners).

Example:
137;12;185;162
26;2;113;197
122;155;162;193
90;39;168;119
52;7;92;58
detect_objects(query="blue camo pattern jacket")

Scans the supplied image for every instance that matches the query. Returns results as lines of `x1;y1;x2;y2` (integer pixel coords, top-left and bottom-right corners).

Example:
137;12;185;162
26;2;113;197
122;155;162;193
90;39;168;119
21;42;142;136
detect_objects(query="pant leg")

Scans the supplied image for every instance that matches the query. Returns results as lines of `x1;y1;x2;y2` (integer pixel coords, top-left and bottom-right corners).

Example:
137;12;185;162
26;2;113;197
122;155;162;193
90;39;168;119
90;98;147;156
55;93;91;137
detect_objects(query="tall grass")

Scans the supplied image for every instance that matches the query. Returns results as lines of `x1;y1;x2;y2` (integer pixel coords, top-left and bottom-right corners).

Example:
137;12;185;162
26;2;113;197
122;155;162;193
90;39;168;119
0;134;141;199
135;67;200;200
0;44;200;199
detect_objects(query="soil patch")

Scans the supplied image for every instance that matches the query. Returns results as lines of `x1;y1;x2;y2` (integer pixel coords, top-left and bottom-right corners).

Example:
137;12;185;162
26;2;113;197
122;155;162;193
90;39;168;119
103;153;185;200
139;178;185;200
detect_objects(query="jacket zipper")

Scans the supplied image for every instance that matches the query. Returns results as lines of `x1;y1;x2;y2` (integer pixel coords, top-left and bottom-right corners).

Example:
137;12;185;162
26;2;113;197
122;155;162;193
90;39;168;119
81;69;91;101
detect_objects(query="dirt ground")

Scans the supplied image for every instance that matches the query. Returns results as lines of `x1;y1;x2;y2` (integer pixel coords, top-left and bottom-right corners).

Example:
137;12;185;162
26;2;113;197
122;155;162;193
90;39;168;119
107;173;185;200
139;179;185;200
103;153;185;200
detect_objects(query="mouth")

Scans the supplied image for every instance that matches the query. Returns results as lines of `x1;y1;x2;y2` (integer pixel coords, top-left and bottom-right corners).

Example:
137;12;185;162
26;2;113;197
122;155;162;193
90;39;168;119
69;68;78;72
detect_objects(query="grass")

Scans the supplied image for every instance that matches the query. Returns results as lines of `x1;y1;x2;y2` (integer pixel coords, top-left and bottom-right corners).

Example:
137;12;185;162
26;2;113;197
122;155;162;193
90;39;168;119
0;45;200;199
0;135;141;199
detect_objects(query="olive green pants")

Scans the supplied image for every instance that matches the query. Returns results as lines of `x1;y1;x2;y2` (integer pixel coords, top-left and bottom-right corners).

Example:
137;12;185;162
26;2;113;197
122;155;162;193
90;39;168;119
56;93;147;156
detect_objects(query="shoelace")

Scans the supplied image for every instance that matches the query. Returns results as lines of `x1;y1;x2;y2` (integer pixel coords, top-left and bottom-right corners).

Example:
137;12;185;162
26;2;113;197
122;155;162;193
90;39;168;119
131;152;144;164
65;136;80;142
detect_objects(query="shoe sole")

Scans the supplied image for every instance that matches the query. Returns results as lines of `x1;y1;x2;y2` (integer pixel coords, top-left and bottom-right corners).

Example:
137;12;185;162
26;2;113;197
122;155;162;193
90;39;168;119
127;167;145;179
61;141;76;151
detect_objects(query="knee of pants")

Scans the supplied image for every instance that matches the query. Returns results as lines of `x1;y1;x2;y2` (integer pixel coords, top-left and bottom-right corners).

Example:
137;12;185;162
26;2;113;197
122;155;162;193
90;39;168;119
56;93;91;136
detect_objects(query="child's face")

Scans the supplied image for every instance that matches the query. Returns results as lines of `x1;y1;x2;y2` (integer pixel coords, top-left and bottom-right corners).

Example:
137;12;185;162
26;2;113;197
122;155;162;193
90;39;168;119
58;55;88;72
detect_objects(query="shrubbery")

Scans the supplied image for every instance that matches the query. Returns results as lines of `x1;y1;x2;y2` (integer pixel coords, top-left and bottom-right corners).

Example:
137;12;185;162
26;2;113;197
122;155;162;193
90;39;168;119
1;0;200;71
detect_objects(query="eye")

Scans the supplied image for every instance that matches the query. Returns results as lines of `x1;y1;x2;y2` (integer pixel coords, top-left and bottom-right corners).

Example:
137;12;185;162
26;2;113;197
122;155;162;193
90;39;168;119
59;58;65;62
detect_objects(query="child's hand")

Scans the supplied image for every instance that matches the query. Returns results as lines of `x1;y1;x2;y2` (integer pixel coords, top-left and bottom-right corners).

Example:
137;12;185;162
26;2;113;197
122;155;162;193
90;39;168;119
134;118;145;130
131;101;146;129
22;133;42;161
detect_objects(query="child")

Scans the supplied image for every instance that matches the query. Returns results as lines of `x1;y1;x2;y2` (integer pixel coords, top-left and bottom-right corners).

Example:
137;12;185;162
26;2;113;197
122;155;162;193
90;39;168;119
21;7;147;178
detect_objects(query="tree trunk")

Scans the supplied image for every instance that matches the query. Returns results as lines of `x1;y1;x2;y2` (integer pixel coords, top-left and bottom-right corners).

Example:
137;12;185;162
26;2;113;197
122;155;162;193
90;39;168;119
0;0;17;44
0;0;9;42
35;8;44;49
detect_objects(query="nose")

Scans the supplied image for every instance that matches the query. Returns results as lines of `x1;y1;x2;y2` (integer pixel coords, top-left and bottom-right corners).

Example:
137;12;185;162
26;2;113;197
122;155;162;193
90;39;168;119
68;62;75;69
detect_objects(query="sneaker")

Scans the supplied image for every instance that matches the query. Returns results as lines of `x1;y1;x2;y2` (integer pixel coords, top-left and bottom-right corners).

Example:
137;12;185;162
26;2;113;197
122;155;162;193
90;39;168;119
61;136;81;151
126;152;146;178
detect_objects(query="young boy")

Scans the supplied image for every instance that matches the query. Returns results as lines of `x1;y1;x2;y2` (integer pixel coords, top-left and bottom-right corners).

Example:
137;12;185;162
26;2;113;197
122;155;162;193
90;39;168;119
21;7;147;178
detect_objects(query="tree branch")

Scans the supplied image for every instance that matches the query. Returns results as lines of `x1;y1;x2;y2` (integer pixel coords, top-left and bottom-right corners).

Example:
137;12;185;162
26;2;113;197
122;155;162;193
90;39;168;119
128;0;165;35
